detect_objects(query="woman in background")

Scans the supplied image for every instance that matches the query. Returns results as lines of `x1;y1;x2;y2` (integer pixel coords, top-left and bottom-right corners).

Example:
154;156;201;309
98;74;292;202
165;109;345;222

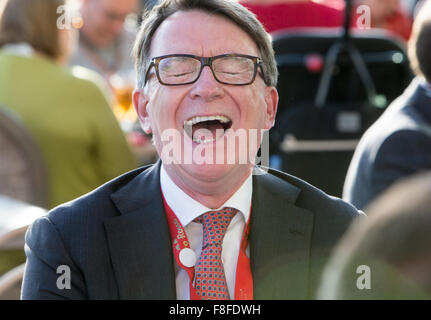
0;0;137;209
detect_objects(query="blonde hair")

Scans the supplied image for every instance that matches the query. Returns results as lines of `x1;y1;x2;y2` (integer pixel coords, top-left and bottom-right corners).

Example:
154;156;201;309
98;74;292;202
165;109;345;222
0;0;64;60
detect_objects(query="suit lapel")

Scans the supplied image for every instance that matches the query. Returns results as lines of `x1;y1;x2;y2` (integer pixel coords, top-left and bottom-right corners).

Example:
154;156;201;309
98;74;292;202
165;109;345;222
411;80;431;126
104;161;177;299
251;171;314;299
103;161;314;299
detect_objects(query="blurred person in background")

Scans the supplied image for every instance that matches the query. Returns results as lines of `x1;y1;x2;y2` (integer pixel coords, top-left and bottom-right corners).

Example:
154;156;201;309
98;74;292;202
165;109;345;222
70;0;158;165
68;0;140;82
239;0;345;33
318;172;431;299
343;0;431;210
352;0;413;41
0;0;137;209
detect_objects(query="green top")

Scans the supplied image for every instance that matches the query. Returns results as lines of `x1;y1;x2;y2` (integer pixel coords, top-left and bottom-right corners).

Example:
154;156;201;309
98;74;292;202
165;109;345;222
0;52;138;208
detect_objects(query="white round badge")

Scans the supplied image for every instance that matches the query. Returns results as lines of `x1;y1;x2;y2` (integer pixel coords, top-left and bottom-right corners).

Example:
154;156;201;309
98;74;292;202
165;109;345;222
179;248;197;268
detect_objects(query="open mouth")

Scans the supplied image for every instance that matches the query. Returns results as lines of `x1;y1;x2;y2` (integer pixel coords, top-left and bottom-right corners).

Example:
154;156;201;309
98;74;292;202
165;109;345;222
184;115;233;144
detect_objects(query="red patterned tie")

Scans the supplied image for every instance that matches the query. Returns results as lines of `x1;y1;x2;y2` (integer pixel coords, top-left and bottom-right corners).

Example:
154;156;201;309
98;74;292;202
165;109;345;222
193;207;238;300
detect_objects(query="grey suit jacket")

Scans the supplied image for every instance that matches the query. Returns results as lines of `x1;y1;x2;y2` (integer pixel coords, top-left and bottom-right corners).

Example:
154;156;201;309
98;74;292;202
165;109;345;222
21;161;363;299
343;77;431;210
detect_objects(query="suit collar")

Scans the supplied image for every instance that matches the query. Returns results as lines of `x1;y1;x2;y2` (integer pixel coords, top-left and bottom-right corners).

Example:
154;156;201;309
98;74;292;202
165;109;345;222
104;161;177;299
251;171;314;299
408;78;431;125
104;162;315;299
160;164;252;227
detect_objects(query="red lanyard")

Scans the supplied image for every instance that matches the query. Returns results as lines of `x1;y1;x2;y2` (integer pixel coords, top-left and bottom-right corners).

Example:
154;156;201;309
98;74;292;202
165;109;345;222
162;193;253;300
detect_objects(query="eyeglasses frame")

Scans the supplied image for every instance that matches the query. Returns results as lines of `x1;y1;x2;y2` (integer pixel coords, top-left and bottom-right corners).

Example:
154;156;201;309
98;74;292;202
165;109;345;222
144;53;265;86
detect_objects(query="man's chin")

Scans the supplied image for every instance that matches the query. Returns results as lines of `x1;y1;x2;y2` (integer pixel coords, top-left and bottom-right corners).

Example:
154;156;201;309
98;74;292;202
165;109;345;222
179;162;252;184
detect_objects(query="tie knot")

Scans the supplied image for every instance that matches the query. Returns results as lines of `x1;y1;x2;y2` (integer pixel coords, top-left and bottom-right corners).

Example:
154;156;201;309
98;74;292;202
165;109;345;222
195;207;238;247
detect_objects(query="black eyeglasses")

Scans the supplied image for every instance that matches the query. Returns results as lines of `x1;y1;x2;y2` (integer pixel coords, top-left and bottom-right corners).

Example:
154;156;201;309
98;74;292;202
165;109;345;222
144;53;265;86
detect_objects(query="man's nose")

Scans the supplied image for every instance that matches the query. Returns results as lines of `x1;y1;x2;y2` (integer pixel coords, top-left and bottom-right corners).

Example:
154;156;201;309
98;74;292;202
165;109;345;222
189;66;224;101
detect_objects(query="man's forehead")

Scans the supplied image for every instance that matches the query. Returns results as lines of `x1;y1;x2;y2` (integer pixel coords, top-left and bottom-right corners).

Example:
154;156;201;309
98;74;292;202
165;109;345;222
160;10;234;33
150;10;259;56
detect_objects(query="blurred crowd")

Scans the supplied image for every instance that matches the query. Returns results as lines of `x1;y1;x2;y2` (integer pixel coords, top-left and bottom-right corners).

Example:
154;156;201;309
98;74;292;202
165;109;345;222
0;0;159;211
241;0;415;40
0;0;430;299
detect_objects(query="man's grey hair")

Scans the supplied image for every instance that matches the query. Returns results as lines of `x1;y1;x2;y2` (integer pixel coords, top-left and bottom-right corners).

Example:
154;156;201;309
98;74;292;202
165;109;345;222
133;0;278;89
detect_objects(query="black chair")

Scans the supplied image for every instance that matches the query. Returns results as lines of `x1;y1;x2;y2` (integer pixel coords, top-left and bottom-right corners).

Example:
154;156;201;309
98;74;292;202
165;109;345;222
270;26;413;197
0;106;48;208
273;28;412;107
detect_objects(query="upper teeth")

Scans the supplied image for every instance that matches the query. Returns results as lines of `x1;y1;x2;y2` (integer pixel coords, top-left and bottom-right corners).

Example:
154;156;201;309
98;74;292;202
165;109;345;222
184;115;231;127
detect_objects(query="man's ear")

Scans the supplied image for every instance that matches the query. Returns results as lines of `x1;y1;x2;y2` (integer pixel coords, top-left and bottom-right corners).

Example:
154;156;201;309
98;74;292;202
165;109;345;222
264;86;279;130
133;89;152;134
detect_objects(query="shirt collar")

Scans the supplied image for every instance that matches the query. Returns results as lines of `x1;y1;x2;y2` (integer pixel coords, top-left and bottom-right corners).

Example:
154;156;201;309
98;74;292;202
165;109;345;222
160;164;252;227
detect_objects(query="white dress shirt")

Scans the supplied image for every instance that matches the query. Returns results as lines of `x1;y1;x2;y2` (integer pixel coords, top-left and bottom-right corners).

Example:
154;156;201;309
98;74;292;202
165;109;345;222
160;165;252;300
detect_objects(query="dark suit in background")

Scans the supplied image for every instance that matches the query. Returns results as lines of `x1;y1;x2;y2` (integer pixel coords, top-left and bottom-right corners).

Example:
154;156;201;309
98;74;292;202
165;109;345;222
21;161;363;299
343;77;431;210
